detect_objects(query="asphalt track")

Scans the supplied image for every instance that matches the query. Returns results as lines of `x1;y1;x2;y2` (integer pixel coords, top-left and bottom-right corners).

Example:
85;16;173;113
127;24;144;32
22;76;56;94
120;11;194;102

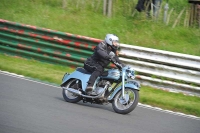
0;72;199;133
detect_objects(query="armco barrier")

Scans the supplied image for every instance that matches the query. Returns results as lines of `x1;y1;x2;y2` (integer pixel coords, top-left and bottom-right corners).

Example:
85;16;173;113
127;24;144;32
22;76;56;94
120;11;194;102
119;45;200;96
0;19;100;68
0;19;200;96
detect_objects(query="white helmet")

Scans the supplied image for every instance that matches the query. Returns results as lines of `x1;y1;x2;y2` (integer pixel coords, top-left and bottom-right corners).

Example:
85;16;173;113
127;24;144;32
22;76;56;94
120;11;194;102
105;34;120;49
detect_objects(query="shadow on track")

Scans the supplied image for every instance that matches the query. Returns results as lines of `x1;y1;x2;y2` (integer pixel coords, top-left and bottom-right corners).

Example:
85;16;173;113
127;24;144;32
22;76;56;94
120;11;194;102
54;96;115;113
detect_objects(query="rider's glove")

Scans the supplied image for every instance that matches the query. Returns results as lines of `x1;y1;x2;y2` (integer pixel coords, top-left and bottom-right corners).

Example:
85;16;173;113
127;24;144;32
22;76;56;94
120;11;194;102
116;63;122;69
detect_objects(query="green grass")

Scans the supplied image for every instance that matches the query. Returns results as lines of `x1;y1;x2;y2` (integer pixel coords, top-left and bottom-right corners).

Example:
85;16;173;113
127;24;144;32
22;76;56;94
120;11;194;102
140;86;200;116
0;54;200;117
0;54;73;84
0;0;199;56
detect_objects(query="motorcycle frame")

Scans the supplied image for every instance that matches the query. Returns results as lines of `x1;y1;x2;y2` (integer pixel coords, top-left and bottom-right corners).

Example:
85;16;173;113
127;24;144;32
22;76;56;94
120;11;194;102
61;67;140;101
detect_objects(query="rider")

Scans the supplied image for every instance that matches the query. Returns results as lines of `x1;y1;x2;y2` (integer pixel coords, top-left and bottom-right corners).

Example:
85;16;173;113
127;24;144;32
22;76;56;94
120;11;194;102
84;34;125;93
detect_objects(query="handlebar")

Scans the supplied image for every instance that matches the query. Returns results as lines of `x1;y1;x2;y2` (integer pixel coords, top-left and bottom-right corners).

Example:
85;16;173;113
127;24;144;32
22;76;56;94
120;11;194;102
109;58;123;69
113;61;123;70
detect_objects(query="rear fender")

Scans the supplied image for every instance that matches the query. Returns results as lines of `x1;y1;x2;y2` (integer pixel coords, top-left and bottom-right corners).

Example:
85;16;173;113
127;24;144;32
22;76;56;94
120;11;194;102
60;71;91;91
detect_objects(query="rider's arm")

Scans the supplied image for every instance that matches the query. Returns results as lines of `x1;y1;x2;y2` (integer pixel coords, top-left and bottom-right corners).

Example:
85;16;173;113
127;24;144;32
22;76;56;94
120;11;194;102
96;42;110;60
114;55;126;67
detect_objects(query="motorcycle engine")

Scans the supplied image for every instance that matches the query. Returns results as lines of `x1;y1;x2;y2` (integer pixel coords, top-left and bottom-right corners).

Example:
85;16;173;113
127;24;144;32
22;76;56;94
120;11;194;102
95;87;105;95
95;80;110;95
98;80;107;87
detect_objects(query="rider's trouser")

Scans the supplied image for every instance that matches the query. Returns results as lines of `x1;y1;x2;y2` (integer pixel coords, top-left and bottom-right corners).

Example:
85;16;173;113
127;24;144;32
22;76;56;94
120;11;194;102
84;58;104;86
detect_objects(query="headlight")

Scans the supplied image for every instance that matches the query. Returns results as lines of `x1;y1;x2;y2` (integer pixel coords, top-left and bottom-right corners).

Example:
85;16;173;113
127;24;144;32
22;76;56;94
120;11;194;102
126;67;135;79
130;74;135;79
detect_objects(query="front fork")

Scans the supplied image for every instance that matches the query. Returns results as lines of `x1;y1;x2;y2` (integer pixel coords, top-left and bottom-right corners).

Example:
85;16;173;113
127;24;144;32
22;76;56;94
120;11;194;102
121;69;126;99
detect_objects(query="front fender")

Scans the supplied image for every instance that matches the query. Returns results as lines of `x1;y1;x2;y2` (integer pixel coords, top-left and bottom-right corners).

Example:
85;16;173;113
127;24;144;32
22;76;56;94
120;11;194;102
107;81;140;101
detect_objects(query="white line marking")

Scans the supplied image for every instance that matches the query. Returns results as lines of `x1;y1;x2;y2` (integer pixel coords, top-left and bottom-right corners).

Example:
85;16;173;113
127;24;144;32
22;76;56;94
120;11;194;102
0;70;60;89
0;70;200;120
138;103;200;121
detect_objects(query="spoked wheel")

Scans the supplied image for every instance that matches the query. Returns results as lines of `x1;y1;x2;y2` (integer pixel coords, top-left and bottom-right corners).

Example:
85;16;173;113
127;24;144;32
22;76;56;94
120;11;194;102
62;79;82;103
112;88;139;114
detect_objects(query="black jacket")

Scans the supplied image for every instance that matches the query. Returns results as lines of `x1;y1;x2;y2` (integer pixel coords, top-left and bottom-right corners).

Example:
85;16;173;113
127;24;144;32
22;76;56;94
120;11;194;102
87;41;124;68
135;0;155;12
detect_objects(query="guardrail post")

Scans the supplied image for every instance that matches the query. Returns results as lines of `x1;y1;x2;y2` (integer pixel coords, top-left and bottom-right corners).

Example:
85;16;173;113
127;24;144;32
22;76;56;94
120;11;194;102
188;0;200;28
164;2;169;23
103;0;112;17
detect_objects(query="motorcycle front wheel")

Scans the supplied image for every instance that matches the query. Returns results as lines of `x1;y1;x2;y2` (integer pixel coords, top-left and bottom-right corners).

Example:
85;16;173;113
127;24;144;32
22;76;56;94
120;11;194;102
112;88;139;114
62;79;82;103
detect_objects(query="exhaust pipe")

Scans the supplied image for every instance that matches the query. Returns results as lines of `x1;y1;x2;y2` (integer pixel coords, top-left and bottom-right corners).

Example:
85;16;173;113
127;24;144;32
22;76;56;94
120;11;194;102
64;87;82;95
62;87;106;99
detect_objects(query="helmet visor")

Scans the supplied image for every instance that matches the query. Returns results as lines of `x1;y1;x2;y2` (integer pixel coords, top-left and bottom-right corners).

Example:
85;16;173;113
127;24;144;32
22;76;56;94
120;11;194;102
113;40;120;49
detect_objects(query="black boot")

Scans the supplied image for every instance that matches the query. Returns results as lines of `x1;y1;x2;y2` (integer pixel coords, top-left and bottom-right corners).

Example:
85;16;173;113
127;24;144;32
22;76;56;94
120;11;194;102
86;85;98;95
85;85;93;93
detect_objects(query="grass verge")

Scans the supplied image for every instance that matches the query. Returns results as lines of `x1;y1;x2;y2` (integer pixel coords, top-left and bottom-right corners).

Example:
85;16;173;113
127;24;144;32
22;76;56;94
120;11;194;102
0;53;200;117
0;0;199;56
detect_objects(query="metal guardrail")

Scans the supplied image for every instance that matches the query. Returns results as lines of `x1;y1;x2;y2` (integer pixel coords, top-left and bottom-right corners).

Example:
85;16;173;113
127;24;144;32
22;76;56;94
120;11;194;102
0;19;98;68
0;19;200;96
119;44;200;96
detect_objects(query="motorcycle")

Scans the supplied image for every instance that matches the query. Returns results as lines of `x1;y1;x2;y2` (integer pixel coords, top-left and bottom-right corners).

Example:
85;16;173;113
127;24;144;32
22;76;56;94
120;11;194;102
61;61;140;114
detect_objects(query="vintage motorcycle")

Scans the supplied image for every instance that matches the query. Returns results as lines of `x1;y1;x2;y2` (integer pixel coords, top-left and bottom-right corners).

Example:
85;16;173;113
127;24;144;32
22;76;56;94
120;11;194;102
61;61;140;114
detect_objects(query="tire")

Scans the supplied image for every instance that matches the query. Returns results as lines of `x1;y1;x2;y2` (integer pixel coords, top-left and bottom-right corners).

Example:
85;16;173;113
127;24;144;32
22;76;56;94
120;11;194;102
62;79;82;103
112;88;139;114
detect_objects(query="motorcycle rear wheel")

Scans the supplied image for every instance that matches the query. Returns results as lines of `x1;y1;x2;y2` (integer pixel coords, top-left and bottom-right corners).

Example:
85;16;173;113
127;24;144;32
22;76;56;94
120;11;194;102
112;88;139;114
62;79;82;103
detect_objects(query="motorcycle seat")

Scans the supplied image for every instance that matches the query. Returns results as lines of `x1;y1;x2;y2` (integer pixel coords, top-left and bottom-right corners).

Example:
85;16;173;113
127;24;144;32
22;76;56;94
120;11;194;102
76;67;91;74
76;67;108;76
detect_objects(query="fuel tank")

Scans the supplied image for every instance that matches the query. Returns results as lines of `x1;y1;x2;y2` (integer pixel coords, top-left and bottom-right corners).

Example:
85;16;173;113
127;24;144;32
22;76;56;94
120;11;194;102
101;69;120;80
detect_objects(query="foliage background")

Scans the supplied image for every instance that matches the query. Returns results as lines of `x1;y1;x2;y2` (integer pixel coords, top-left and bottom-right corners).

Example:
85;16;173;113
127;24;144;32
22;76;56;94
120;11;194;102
0;0;199;56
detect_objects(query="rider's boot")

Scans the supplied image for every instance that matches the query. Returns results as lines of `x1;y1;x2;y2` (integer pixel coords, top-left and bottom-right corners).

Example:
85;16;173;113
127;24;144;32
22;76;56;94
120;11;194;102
85;84;93;93
85;84;98;95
